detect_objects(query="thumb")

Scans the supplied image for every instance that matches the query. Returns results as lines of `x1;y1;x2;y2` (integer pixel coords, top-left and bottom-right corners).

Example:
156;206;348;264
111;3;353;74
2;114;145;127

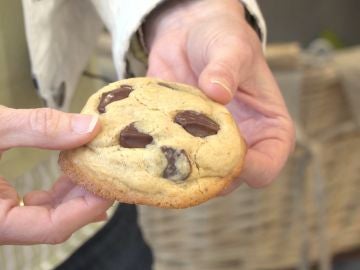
0;106;100;150
197;36;254;105
187;17;260;105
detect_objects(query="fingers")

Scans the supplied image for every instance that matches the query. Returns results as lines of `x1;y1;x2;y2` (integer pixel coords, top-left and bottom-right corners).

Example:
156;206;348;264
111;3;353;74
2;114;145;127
43;190;112;244
221;139;290;196
220;118;295;195
0;106;100;150
0;177;113;245
92;212;108;223
242;140;291;188
178;10;262;104
23;176;75;208
1;195;111;245
23;190;53;209
198;36;254;104
0;177;20;208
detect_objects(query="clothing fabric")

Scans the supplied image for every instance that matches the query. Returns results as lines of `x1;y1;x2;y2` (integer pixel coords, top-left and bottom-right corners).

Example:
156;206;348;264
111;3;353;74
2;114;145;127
22;0;266;111
55;204;153;270
242;0;267;46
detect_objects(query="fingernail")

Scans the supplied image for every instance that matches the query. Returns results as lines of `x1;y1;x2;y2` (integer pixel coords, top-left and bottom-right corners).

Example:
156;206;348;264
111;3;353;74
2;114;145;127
211;79;233;99
71;114;98;134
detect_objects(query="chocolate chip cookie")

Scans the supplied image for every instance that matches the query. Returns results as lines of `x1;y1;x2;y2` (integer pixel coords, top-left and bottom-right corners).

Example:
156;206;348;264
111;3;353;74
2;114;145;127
59;78;246;208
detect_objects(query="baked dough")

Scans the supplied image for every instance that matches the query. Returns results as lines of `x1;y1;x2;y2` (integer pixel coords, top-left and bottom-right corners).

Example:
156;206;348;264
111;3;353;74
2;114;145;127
59;78;246;208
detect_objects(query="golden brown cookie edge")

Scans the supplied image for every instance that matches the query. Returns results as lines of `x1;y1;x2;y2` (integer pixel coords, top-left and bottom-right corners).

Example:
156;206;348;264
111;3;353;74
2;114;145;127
58;141;245;209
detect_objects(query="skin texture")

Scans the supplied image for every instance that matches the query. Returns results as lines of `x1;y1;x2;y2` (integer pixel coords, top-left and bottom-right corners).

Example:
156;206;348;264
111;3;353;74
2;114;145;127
145;0;295;192
0;106;113;245
0;0;294;244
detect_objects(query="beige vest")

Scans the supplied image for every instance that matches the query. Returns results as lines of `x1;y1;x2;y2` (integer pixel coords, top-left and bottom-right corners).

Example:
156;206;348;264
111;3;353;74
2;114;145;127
0;1;47;180
0;1;106;181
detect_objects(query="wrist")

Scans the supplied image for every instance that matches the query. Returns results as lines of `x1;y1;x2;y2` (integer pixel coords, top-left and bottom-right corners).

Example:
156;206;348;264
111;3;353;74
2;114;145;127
144;0;246;49
144;0;203;49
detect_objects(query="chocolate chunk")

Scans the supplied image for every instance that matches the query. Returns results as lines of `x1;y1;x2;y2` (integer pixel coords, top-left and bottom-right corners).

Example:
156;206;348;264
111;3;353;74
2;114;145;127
120;123;153;148
161;146;191;181
158;82;175;90
174;110;220;137
97;85;133;113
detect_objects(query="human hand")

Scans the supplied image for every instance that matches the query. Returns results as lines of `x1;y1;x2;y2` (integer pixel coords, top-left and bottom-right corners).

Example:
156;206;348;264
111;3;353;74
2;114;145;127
0;106;113;244
145;0;295;191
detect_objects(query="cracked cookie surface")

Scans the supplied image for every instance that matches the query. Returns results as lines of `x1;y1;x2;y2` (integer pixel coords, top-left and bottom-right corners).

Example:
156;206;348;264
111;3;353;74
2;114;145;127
59;78;246;208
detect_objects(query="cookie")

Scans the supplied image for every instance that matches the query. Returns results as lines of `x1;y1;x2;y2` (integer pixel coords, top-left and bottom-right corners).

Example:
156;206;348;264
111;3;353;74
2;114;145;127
59;78;246;208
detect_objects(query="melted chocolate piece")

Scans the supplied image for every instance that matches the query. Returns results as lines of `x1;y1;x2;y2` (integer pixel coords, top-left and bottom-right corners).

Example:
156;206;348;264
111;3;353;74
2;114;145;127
174;111;220;137
161;146;191;181
120;123;153;148
97;85;133;113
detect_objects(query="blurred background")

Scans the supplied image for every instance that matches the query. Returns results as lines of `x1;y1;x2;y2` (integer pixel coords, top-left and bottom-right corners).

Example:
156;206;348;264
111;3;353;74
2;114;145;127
259;0;360;46
139;1;360;270
0;0;359;270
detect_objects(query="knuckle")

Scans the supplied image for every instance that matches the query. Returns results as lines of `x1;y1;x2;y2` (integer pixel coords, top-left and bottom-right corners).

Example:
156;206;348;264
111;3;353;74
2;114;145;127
29;108;61;137
236;39;255;62
215;35;256;73
224;34;256;63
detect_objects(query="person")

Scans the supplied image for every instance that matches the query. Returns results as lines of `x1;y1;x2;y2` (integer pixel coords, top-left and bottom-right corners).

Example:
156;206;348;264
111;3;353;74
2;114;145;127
0;0;294;269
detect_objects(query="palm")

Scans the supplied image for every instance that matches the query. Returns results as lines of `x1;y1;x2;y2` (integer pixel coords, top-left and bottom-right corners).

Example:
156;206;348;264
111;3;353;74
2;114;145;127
147;29;294;188
226;90;293;187
145;0;296;189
